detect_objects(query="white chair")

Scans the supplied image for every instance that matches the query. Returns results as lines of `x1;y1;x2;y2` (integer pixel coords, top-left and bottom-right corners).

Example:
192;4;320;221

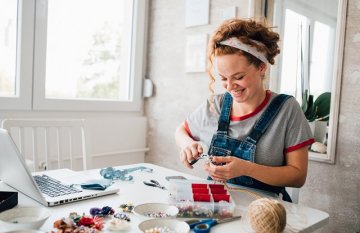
1;119;87;171
286;187;300;204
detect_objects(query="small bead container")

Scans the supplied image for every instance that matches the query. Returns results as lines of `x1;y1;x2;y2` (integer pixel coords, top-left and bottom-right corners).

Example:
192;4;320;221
168;180;235;218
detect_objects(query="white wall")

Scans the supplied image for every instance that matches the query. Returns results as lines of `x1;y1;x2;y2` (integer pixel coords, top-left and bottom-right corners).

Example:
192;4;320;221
144;0;360;232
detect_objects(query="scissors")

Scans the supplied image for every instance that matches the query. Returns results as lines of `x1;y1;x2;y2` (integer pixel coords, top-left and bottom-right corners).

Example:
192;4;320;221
186;216;241;233
189;153;213;165
143;179;166;190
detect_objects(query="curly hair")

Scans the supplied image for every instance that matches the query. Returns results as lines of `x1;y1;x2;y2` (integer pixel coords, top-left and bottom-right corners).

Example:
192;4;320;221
207;18;280;94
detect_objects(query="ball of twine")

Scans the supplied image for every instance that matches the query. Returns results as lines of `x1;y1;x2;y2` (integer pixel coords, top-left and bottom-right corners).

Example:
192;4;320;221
247;198;286;233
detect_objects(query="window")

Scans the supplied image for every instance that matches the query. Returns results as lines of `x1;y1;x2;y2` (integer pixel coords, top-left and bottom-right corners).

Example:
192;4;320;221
0;0;17;98
0;0;147;111
275;2;336;103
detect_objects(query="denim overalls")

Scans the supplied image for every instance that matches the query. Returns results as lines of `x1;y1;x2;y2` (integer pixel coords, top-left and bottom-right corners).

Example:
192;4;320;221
208;92;292;202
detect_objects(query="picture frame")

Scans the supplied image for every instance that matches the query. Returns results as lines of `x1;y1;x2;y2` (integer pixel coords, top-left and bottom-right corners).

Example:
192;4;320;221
185;34;208;73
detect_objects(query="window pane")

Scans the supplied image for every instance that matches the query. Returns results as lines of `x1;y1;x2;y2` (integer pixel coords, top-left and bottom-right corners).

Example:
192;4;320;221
280;9;307;102
0;0;17;97
45;0;131;101
310;21;333;98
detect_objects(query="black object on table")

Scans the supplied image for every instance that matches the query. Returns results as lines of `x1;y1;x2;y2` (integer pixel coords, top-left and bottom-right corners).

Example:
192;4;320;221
0;191;18;212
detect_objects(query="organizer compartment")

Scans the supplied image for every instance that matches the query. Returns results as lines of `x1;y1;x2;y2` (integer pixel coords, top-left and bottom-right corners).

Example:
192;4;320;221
168;180;235;218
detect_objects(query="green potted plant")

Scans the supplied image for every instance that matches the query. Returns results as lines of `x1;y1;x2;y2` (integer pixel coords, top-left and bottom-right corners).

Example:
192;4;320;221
301;91;331;153
302;91;331;122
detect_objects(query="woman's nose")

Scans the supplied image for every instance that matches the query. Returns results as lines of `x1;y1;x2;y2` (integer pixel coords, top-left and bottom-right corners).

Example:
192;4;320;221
227;80;237;90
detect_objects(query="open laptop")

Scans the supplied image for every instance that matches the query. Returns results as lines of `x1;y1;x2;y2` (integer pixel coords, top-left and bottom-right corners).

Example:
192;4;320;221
0;128;119;207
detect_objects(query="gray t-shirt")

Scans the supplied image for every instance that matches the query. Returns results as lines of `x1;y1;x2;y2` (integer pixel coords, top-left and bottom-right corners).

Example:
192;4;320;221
185;91;314;166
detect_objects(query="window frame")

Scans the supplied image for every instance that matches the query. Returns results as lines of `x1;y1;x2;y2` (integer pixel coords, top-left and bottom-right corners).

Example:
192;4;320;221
0;0;34;110
270;0;347;164
0;0;148;112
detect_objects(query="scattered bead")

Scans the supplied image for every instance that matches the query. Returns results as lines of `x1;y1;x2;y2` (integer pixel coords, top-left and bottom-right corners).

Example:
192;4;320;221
108;219;130;231
90;206;115;217
143;211;171;218
119;203;134;213
114;213;131;222
145;226;176;233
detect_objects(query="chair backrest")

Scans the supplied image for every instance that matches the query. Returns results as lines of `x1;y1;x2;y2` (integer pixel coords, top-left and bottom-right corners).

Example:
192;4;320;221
286;187;300;204
1;119;87;172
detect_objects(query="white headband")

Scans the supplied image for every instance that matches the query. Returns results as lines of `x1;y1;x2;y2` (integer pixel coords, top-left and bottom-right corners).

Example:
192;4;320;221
219;37;268;64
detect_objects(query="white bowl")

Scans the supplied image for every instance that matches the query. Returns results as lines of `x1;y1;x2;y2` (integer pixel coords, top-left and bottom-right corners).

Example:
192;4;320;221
133;203;179;218
0;207;51;231
4;231;45;233
138;219;190;233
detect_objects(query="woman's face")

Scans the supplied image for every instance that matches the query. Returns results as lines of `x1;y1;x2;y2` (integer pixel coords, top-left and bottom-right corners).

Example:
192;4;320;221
216;53;266;103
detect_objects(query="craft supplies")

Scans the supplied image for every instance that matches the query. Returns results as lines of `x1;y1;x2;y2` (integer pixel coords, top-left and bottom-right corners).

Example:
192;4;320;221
138;219;190;233
143;180;167;190
90;206;115;217
143;211;170;218
247;198;286;233
108;218;130;231
52;206;136;232
119;203;135;213
186;216;241;233
133;203;179;218
168;180;235;218
53;211;104;232
144;226;176;233
223;182;263;199
189;154;213;165
100;166;153;181
165;176;187;181
80;179;113;190
114;213;131;222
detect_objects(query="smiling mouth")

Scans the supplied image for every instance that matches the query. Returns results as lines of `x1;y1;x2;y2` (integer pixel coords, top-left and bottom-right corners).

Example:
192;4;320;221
232;89;244;95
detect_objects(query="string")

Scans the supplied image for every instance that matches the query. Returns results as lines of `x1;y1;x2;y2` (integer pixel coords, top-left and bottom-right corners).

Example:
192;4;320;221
247;198;287;233
212;180;263;199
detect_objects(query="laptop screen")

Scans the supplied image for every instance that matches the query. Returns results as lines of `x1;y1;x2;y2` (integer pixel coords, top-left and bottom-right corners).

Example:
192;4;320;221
0;129;47;205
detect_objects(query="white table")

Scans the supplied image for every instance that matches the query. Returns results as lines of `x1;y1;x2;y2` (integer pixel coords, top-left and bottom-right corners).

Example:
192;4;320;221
0;163;329;232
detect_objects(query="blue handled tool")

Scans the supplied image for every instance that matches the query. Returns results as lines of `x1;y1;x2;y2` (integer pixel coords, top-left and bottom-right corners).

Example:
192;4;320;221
186;216;241;233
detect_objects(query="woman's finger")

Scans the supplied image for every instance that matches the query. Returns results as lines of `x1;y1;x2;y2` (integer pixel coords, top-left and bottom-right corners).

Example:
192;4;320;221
190;145;200;160
197;143;203;155
211;156;232;164
180;150;193;169
209;174;226;182
183;148;193;162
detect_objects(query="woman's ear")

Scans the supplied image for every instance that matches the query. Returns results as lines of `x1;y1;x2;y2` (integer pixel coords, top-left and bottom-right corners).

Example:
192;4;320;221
259;63;267;75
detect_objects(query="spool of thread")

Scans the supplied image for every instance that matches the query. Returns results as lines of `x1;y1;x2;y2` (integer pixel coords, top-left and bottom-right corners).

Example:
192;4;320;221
247;198;286;233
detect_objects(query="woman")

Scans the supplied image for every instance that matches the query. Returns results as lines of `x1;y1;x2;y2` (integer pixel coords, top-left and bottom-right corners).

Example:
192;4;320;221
174;19;314;201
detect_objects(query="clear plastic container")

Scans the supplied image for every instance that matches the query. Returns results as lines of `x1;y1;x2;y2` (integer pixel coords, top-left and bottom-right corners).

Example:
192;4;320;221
168;180;235;218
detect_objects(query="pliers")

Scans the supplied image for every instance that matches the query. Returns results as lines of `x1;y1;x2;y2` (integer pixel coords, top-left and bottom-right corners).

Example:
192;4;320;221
189;154;213;165
143;179;166;190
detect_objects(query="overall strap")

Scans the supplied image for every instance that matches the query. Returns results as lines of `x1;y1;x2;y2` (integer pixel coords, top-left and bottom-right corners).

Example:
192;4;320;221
246;94;292;144
217;92;233;135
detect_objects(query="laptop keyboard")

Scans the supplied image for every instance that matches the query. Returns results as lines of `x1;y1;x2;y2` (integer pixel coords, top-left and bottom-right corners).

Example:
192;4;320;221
33;174;82;197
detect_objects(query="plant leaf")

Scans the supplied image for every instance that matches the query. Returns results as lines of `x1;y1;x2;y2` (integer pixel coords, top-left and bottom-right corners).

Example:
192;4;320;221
314;92;331;121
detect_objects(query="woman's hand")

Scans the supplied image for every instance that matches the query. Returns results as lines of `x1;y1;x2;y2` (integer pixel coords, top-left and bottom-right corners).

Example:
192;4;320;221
204;147;308;188
204;156;250;181
179;142;204;169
